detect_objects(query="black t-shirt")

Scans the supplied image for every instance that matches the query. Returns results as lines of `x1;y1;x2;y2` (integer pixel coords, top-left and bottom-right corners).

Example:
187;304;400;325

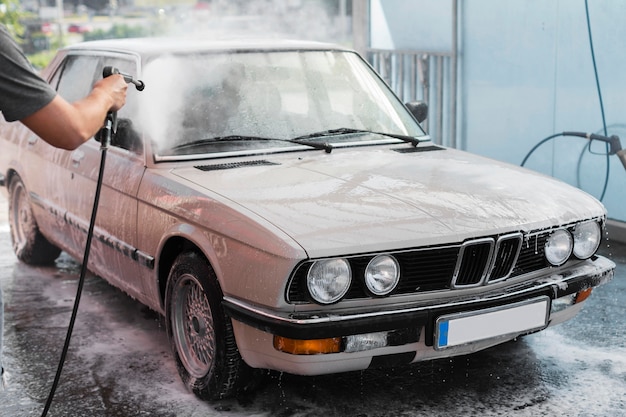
0;24;56;122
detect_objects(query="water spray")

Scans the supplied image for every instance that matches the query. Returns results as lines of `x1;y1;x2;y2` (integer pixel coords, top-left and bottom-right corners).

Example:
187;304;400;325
40;67;145;417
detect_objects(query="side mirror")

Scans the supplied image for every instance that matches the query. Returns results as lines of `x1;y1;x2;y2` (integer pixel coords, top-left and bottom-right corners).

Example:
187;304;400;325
405;101;428;123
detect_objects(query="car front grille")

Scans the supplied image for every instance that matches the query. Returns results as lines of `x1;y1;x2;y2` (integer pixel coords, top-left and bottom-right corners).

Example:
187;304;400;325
287;230;552;303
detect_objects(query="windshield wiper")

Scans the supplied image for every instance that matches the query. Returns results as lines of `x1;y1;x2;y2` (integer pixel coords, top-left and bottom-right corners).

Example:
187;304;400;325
169;136;265;151
169;135;333;153
293;128;425;147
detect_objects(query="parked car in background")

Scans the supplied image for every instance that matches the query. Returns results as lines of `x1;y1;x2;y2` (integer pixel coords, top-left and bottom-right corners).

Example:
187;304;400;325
67;23;93;34
40;22;54;35
0;38;615;400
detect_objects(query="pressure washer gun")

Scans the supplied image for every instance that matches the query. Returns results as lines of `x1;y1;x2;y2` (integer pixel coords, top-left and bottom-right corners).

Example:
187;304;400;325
98;66;145;148
563;131;626;172
103;66;145;91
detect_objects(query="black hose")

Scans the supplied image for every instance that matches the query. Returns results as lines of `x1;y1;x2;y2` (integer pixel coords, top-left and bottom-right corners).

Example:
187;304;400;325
40;122;110;417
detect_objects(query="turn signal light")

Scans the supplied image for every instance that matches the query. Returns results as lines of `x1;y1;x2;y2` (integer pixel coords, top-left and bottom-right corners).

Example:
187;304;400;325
274;336;342;355
574;288;593;304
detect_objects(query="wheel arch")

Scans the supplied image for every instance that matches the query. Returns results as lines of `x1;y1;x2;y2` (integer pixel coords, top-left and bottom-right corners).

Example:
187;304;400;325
157;234;223;312
3;167;27;203
5;169;62;265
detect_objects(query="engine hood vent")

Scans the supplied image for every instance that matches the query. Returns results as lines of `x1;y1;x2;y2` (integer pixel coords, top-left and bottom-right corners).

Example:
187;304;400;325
195;160;280;171
393;145;445;153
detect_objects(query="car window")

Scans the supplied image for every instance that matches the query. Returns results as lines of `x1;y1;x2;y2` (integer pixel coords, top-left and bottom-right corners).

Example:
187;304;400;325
94;56;143;155
56;55;100;104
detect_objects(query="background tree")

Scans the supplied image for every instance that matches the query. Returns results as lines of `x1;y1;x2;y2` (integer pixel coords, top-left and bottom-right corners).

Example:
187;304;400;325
0;0;23;36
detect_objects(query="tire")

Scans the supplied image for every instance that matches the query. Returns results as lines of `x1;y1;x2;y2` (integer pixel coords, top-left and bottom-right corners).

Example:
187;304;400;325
165;251;253;400
8;176;61;265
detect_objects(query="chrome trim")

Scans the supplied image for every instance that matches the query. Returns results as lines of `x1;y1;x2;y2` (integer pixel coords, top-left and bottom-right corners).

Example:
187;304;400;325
487;232;523;283
451;237;495;288
135;250;155;269
30;192;155;269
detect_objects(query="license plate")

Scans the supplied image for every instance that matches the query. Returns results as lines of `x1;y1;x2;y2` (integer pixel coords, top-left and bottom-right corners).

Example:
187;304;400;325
435;297;550;350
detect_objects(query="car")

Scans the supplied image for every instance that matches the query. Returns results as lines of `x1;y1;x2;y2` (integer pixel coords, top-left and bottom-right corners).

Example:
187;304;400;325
67;23;93;34
0;38;615;400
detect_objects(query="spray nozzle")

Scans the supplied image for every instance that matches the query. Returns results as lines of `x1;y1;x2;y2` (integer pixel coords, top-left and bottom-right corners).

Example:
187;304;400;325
103;66;145;91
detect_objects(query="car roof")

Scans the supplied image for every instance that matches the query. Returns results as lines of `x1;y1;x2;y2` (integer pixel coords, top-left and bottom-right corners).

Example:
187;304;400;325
64;37;354;57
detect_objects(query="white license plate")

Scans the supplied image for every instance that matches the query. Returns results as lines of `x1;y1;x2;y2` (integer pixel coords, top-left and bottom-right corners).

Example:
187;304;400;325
435;297;550;350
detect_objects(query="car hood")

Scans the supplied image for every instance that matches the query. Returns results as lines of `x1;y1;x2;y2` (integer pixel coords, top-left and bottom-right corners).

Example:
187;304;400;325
171;145;606;258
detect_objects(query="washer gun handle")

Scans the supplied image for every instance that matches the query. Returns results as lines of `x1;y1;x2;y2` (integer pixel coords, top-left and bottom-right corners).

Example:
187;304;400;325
563;131;626;172
611;136;626;172
592;134;626;172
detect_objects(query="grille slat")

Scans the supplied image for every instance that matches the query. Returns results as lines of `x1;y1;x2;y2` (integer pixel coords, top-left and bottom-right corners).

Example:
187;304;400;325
512;233;549;277
453;240;493;287
488;234;522;282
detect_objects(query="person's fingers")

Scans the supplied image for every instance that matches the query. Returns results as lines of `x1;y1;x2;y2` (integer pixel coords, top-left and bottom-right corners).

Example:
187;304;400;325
94;74;128;112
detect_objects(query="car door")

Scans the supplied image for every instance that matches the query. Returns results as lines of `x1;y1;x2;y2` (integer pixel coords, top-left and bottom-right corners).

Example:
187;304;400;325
13;55;76;249
55;51;149;303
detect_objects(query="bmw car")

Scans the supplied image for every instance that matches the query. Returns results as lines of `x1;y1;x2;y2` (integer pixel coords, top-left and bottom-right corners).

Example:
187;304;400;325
0;38;615;400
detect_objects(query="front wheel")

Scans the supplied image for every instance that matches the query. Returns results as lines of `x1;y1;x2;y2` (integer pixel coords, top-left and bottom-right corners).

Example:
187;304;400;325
8;175;61;265
165;251;252;400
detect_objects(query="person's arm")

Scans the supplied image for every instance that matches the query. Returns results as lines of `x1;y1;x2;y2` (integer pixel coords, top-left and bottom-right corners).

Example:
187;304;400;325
20;74;128;150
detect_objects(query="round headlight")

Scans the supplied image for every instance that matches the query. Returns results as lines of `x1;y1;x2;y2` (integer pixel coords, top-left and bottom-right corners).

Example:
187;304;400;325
572;221;601;259
364;255;400;296
544;229;573;266
307;258;352;304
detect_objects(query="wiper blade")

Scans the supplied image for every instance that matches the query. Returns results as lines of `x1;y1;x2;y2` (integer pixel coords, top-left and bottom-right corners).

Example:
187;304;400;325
217;135;334;153
169;135;333;153
169;135;268;151
292;127;365;141
293;128;424;147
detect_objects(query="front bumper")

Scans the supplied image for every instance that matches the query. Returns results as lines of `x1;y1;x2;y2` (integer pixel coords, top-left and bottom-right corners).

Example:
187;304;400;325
224;255;614;374
225;255;614;343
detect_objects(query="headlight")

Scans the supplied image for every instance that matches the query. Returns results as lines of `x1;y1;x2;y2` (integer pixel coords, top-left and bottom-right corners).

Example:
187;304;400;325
572;221;601;259
364;255;400;296
544;229;573;266
307;258;352;304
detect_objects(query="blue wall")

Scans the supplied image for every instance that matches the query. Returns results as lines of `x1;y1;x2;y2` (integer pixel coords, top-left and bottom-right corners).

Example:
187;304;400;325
371;0;626;223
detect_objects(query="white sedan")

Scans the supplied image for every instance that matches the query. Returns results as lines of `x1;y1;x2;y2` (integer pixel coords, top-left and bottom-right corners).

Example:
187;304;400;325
0;37;614;400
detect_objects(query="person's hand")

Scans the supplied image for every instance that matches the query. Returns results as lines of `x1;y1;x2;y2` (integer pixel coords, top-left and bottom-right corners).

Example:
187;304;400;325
93;74;128;112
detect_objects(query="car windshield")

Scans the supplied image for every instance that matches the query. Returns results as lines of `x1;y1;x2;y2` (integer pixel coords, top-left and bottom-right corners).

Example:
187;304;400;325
136;49;428;159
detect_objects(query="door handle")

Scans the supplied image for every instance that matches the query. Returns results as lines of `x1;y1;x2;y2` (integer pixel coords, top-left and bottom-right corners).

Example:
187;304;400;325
71;150;85;167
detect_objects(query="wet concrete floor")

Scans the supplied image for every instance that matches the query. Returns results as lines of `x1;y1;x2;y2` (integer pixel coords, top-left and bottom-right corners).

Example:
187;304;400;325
0;193;625;417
